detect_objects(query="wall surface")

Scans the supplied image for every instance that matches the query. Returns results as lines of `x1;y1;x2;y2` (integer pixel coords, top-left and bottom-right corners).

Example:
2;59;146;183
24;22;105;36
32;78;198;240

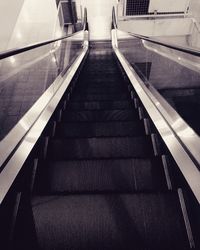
148;0;189;13
0;0;25;50
118;0;190;16
0;0;62;51
189;0;200;23
81;0;118;40
118;18;193;37
0;0;64;140
7;0;62;49
117;0;200;49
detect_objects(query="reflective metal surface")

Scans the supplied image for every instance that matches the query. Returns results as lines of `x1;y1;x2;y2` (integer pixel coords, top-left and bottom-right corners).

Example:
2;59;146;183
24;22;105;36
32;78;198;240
112;26;200;204
116;34;200;130
0;29;89;203
0;30;85;165
0;31;84;141
0;7;89;203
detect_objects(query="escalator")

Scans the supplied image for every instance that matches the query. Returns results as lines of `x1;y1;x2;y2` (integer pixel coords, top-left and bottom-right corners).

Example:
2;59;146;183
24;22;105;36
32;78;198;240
0;8;200;250
9;42;195;250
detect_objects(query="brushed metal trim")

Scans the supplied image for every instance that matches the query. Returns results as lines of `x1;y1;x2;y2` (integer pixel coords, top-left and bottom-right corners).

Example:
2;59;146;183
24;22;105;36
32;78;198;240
144;118;151;135
112;29;200;204
0;32;88;167
0;31;89;204
0;74;62;168
178;188;195;248
151;133;160;156
161;155;173;190
30;159;39;193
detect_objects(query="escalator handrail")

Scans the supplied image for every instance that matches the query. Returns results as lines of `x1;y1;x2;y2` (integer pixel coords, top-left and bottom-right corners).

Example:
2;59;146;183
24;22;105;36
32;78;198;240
112;7;200;57
0;9;89;204
112;7;200;204
0;8;89;60
0;31;82;60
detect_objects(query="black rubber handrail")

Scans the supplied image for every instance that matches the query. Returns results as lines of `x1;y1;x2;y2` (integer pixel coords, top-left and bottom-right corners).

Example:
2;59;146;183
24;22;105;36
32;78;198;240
112;7;200;57
0;32;82;60
0;8;88;60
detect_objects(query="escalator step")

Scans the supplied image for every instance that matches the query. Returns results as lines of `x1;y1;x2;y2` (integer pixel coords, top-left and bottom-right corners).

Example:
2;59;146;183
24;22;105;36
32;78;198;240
62;110;138;122
55;121;145;138
77;79;124;85
75;88;127;95
72;93;129;101
86;59;115;63
28;193;189;250
48;136;154;160
81;69;121;74
76;82;125;88
67;101;133;110
85;61;116;66
80;73;122;80
35;158;167;193
84;67;117;73
76;84;126;90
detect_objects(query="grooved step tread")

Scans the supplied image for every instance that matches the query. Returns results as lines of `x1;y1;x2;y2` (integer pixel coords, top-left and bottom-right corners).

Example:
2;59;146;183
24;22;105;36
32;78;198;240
67;100;133;110
77;79;123;85
62;110;138;122
48;136;154;160
83;68;118;73
55;121;145;138
72;93;129;101
85;62;116;66
28;193;189;250
35;158;167;194
76;84;126;90
76;80;125;86
81;70;121;74
75;88;127;95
